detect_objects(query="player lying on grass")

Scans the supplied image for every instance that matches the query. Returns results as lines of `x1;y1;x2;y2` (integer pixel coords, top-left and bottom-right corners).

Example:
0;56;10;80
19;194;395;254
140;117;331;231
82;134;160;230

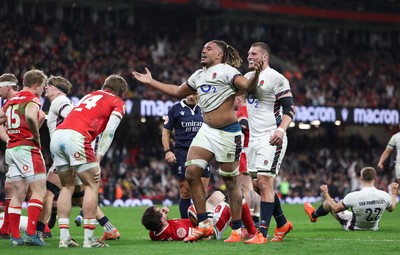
141;190;257;241
304;167;398;230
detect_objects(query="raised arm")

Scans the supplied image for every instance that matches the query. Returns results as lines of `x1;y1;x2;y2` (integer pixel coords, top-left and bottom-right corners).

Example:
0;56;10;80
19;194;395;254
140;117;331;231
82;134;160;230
320;184;346;213
132;67;193;99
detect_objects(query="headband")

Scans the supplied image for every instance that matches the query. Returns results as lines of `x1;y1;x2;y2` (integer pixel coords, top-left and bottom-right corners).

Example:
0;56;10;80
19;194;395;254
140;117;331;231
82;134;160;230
0;81;17;87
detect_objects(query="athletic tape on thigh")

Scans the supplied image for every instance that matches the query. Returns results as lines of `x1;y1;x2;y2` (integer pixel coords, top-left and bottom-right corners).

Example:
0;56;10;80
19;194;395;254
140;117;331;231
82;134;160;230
185;159;208;170
72;190;85;199
46;181;60;197
218;166;239;177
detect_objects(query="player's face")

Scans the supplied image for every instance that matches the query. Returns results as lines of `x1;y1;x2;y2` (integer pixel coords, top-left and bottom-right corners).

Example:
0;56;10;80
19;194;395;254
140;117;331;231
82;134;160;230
34;80;46;97
44;83;59;100
247;46;267;69
200;42;223;67
186;94;198;106
0;86;10;98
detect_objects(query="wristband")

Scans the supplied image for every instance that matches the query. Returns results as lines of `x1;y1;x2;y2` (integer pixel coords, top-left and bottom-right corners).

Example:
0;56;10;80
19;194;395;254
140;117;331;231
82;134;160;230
277;127;285;133
164;149;172;153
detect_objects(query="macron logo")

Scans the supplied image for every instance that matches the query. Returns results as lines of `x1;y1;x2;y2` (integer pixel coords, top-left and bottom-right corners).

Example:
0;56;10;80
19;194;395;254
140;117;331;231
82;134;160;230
180;111;185;116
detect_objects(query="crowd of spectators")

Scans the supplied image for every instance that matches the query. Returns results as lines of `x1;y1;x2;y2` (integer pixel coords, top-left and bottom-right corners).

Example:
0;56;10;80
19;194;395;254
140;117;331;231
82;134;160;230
0;7;399;205
248;0;400;14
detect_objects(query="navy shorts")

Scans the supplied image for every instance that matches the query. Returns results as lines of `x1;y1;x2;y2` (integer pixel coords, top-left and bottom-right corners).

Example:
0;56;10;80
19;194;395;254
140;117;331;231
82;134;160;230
173;148;211;181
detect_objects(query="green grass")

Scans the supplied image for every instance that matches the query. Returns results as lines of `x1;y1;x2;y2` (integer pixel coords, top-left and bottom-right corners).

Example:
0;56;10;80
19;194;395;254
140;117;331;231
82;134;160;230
2;203;400;255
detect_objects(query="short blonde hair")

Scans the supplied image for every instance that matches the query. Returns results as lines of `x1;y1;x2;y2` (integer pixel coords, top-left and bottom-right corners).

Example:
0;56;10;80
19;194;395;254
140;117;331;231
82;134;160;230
102;75;128;97
23;70;47;88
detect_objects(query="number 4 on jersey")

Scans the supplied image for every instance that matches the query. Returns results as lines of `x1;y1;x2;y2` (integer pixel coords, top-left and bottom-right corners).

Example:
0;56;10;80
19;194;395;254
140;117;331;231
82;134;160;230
76;94;103;110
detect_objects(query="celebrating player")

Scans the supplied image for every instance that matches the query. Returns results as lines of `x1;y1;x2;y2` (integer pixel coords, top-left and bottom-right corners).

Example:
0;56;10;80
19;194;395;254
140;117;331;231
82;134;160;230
304;167;398;230
243;42;294;244
378;129;400;185
133;40;262;243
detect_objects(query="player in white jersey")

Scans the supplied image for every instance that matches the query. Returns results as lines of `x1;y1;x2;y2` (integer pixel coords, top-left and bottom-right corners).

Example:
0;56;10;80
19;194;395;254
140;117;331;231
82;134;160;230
39;76;120;246
243;42;295;245
378;130;400;183
304;167;398;230
133;39;263;243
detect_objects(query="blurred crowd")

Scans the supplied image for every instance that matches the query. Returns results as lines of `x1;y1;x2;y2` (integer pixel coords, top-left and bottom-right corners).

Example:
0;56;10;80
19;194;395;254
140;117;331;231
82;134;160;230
249;0;400;14
0;7;399;205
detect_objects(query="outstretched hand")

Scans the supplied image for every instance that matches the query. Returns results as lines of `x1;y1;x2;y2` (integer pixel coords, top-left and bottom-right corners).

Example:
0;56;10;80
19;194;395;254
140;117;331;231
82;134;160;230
132;67;153;84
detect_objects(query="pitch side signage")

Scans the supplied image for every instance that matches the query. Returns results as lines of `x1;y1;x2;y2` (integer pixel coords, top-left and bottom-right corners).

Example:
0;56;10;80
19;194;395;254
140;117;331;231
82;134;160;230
294;106;399;125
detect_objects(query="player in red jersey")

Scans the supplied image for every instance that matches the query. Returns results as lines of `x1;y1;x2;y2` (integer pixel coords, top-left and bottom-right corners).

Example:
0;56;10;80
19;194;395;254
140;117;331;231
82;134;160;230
50;74;127;248
0;73;20;239
142;191;231;241
0;70;48;246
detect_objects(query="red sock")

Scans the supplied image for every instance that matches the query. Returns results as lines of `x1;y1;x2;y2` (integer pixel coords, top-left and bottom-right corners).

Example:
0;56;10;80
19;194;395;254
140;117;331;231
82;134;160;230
27;199;43;235
0;199;11;234
44;223;51;233
8;206;22;239
241;202;257;235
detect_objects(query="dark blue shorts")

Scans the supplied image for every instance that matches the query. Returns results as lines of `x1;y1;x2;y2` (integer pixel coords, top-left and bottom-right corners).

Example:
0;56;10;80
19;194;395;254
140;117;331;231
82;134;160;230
173;148;210;181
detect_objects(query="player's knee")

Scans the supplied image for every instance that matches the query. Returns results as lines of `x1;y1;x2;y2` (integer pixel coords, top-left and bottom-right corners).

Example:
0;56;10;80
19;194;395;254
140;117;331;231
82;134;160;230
185;159;208;182
219;167;239;178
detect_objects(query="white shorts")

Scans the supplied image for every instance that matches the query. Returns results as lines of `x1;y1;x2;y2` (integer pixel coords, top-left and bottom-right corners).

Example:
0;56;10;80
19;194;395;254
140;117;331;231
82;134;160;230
50;129;96;170
212;201;231;240
5;146;46;180
395;164;400;180
247;132;287;177
190;123;243;163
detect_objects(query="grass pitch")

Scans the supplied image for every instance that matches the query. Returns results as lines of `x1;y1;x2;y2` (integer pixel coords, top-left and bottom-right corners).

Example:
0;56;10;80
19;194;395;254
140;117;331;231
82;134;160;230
2;203;400;255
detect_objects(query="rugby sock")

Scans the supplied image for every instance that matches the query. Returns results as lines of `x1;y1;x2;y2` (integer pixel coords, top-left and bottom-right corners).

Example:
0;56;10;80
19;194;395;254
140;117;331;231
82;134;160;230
98;216;116;232
231;220;242;231
0;198;11;233
179;198;191;219
84;218;97;242
260;201;274;237
59;218;70;240
273;193;287;228
252;215;260;228
313;204;329;218
197;212;209;223
8;206;22;238
27;199;43;235
36;221;45;232
241;202;257;234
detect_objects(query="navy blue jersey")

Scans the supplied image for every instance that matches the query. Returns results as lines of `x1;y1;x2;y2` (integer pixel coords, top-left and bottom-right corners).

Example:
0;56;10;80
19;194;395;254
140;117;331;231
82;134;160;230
163;100;203;149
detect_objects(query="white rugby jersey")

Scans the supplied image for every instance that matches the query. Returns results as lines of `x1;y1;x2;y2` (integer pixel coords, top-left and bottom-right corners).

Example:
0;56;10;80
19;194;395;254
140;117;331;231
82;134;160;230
187;63;241;113
244;67;291;140
47;95;73;137
342;187;392;230
387;132;400;165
